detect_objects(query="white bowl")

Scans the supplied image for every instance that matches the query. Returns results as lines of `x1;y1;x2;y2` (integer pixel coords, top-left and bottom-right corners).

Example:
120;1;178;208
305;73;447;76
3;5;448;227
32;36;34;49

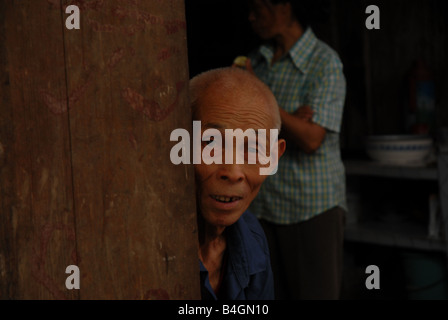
365;135;433;165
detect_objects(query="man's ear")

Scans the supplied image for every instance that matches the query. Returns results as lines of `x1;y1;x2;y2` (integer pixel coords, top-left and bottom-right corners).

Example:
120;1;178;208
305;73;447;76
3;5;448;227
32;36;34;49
277;138;286;160
258;137;286;176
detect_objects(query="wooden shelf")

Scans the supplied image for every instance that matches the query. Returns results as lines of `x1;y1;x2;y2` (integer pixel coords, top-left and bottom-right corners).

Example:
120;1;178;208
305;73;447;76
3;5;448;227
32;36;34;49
344;220;446;252
344;159;438;180
343;154;448;256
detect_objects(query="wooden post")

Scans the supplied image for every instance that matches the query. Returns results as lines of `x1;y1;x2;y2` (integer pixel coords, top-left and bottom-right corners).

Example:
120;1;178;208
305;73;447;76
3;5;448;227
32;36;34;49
0;0;199;300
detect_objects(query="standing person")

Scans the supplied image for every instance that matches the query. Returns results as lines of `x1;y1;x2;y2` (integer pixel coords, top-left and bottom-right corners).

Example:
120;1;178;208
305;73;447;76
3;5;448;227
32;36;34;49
244;0;347;299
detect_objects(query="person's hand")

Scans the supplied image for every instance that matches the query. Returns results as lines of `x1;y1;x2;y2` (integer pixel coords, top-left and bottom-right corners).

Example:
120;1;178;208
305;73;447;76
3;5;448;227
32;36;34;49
243;58;255;75
231;57;255;75
293;105;314;122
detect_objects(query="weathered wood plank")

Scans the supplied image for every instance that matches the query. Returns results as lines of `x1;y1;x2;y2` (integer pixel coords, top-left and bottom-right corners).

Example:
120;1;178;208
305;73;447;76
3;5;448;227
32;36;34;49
61;0;199;299
1;0;199;300
0;0;78;299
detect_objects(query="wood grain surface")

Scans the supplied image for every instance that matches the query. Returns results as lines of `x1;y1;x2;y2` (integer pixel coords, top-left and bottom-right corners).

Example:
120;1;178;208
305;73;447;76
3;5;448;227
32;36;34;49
0;0;199;300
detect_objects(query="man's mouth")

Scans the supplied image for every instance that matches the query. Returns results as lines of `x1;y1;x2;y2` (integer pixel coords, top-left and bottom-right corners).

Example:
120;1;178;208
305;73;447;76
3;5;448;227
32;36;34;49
210;195;243;203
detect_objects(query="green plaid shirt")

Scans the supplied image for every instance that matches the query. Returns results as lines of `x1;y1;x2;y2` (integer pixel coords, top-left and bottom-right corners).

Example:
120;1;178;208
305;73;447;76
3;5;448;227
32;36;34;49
249;28;347;224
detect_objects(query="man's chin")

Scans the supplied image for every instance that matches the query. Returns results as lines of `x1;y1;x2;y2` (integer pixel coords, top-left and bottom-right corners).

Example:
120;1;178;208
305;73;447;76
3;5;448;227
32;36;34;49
206;211;244;229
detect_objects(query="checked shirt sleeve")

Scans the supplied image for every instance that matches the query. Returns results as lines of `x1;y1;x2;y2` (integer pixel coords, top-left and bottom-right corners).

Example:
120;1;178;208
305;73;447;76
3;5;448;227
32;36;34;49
309;57;346;133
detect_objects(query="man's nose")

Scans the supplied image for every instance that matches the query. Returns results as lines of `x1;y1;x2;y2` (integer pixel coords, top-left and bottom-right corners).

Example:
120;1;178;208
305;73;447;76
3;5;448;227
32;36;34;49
217;164;245;183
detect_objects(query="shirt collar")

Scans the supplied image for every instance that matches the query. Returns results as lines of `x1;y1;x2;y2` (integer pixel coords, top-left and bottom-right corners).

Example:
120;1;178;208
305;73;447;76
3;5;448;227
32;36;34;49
259;27;317;74
289;27;317;73
199;211;268;299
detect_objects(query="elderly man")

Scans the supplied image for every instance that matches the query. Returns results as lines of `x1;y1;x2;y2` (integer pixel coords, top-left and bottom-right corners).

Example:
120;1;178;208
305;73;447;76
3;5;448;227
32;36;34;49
189;67;286;300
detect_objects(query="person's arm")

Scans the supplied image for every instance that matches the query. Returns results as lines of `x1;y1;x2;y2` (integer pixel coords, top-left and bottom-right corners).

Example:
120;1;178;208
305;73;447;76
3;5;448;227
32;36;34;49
239;57;344;154
280;58;346;154
240;59;326;153
279;107;326;154
280;60;346;154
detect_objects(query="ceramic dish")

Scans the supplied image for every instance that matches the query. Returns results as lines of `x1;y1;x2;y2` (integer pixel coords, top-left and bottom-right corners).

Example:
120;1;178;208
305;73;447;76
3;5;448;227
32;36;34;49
365;134;433;165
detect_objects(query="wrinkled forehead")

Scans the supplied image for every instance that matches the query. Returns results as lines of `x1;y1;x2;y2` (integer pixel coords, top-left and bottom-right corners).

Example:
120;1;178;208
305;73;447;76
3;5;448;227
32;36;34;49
195;81;275;130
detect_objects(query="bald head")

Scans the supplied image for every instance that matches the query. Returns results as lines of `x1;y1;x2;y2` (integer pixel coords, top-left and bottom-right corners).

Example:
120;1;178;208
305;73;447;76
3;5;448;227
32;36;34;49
188;68;287;229
189;67;281;131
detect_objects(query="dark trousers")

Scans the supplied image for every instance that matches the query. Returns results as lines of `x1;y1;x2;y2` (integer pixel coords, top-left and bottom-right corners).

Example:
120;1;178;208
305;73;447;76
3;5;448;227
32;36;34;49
260;206;345;300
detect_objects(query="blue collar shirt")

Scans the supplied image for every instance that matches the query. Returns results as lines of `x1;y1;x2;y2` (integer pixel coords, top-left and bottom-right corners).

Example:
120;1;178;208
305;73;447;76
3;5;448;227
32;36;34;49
199;211;274;300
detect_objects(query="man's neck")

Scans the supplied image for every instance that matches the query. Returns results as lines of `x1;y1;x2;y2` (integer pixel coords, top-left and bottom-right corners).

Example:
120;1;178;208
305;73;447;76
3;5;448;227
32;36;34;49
272;22;305;64
198;218;227;293
199;220;226;257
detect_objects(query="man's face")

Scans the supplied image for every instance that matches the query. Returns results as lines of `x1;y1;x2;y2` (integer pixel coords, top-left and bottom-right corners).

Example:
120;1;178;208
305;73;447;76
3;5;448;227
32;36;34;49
248;0;290;40
194;84;284;229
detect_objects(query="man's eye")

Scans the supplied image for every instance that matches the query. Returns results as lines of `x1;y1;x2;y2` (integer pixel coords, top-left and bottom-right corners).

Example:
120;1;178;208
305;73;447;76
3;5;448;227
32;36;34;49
242;140;258;154
257;144;267;154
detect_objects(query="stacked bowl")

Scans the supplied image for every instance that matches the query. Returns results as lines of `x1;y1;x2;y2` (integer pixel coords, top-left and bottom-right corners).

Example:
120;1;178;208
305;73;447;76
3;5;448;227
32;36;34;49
365;134;433;165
